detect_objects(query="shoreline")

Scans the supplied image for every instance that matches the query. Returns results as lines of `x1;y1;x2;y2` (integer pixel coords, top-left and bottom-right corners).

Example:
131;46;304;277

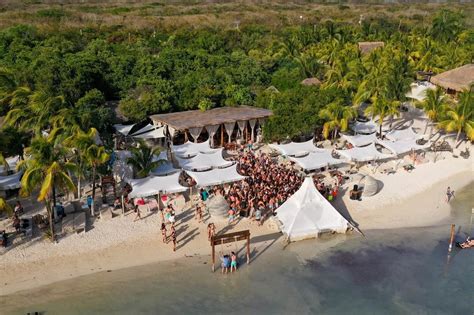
1;153;473;296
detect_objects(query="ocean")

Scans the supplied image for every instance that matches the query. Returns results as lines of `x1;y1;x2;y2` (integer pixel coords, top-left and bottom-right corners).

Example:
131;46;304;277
2;184;473;315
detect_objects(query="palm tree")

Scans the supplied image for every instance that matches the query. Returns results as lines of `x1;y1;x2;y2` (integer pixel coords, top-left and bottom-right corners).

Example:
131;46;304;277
18;134;76;240
319;100;356;140
364;92;391;137
83;144;110;216
438;88;474;144
127;143;165;179
0;197;12;217
416;88;451;136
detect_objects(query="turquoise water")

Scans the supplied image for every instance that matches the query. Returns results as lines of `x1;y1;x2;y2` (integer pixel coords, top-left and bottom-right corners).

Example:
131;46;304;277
2;184;473;315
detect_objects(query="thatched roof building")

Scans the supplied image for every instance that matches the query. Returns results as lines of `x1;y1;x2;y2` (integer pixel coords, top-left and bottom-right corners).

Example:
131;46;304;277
358;41;384;55
430;64;474;93
301;77;321;86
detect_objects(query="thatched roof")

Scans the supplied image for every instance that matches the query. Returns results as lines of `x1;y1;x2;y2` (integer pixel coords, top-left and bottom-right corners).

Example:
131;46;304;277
430;64;474;92
301;77;321;86
358;41;384;54
150;106;273;131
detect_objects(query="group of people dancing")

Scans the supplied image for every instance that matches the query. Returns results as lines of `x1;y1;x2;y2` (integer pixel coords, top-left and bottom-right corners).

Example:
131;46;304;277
222;151;303;224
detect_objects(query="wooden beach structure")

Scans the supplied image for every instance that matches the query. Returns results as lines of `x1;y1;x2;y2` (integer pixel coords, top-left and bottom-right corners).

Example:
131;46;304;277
430;64;474;95
210;230;251;272
150;106;272;147
358;41;384;55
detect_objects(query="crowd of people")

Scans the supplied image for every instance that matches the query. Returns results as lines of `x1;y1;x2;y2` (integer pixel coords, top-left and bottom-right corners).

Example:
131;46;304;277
221;151;303;224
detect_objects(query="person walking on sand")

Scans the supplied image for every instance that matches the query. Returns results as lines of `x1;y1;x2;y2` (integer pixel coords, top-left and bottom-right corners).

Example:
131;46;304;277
171;228;177;252
230;251;238;273
161;223;167;243
446;187;455;202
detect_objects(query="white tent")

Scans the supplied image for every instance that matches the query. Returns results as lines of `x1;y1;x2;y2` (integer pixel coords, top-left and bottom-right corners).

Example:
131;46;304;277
114;124;135;136
130;124;155;136
132;127;165;139
289;150;344;171
269;139;321;156
385;128;424;142
337;143;393;162
186;165;245;187
341;133;377;147
128;172;187;198
172;140;218;157
153;151;168;162
0;171;22;190
377;138;430;155
176;149;233;171
276;177;348;241
150;163;180;176
405;82;436;102
352;120;377;134
0;156;20;174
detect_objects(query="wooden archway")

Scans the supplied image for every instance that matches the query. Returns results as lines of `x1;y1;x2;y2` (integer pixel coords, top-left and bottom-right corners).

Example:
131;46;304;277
210;230;250;272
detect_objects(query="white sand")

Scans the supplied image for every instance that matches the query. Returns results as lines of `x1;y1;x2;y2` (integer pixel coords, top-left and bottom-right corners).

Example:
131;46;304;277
1;110;473;296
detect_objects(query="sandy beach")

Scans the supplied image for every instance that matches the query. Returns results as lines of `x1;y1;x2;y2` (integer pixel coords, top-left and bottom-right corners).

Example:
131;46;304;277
1;146;472;296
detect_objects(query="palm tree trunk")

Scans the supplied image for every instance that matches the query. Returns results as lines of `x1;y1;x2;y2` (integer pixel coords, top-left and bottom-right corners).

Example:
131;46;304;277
379;124;383;138
455;129;461;144
333;127;338;142
91;165;97;216
77;176;81;200
45;199;55;242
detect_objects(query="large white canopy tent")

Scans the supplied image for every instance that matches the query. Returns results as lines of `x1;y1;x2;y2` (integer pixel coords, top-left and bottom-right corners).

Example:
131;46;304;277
114;124;135;136
289;150;344;171
150;163;180;176
128;172;187;198
341;133;377;147
172;140;218;158
186;165;246;187
132;127;165;139
336;143;393;162
351;120;378;134
0;171;23;190
176;149;233;171
269;139;321;156
376;139;431;155
276;177;349;241
405;82;436;102
385;128;424;142
0;156;20;174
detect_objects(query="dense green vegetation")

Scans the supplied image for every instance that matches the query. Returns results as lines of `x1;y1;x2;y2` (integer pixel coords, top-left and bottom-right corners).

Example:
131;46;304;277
0;5;472;238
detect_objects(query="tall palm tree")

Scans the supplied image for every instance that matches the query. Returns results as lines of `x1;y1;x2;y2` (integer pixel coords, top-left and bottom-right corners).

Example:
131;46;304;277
83;144;110;216
127;143;165;179
416;88;451;136
364;92;391;137
438;88;474;144
319;101;356;140
18;134;76;240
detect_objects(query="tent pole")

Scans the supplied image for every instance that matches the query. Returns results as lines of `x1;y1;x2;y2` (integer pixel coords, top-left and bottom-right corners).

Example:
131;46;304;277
211;240;216;272
246;235;250;264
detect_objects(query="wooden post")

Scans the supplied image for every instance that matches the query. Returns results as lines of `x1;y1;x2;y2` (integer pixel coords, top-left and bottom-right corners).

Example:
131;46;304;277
448;224;455;253
211;240;215;272
220;125;224;147
246;235;250;264
121;195;125;216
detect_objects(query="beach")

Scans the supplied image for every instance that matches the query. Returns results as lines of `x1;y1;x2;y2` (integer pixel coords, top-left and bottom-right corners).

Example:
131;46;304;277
1;148;472;297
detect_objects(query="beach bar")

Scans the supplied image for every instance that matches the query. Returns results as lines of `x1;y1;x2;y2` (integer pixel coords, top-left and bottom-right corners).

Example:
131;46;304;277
430;64;474;95
150;106;273;147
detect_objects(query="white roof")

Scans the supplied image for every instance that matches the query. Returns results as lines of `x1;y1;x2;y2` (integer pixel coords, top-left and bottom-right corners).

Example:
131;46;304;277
352;120;377;134
186;165;246;187
114;124;135;136
276;177;348;241
337;143;393;162
405;82;436;101
377;139;430;155
150;162;180;176
132;127;165;139
341;133;377;147
172;140;218;158
0;171;22;190
289;150;344;171
128;172;187;198
269;139;321;156
0;156;20;174
385;128;424;142
176;149;233;171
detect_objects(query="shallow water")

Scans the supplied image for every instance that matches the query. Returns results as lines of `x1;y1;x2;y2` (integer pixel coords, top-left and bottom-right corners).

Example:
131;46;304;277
2;184;473;315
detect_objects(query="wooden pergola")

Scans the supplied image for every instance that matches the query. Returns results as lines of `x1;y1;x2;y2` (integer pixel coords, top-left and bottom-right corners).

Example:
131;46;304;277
150;106;272;146
210;230;250;272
